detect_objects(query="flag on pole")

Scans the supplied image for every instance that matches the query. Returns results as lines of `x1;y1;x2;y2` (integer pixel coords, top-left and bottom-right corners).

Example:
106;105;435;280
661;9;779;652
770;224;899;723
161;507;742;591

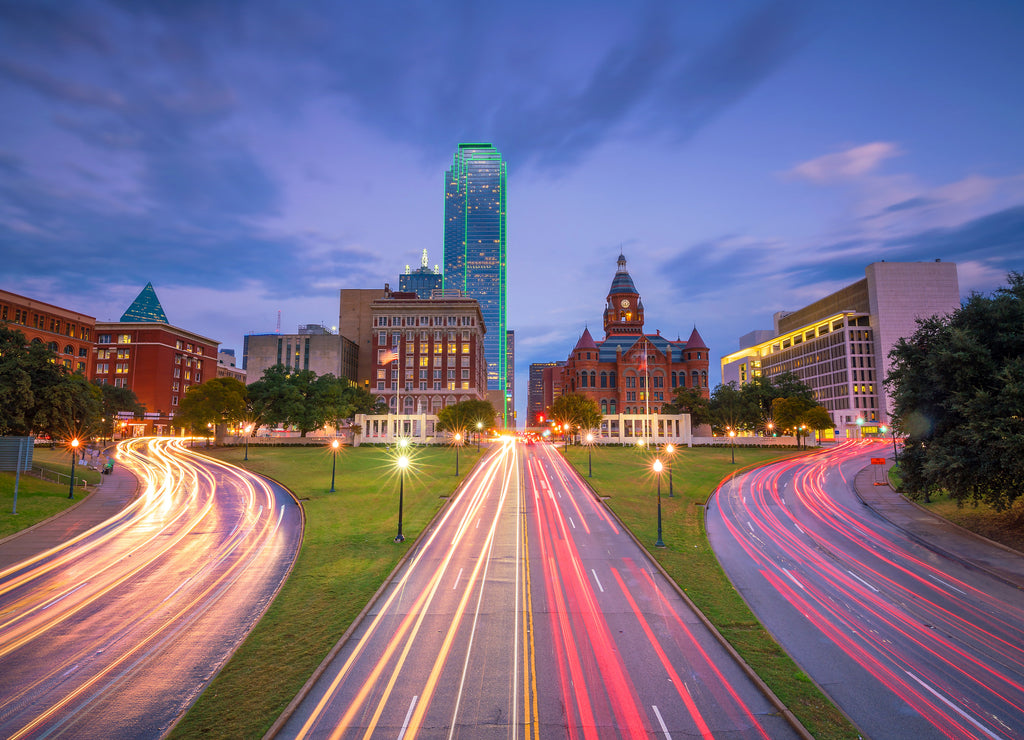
380;349;398;364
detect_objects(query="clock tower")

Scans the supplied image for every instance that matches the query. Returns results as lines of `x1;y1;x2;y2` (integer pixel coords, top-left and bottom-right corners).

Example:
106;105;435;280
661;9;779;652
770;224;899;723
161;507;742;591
603;253;644;337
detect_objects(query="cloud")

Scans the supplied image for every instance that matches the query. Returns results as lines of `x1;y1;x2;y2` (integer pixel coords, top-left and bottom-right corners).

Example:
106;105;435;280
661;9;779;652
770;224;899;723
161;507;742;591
787;142;902;184
882;196;939;214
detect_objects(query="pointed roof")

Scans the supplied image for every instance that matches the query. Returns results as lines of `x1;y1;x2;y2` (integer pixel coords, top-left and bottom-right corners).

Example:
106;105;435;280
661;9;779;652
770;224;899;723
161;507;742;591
685;326;708;349
573;327;598;351
120;282;169;323
608;252;637;295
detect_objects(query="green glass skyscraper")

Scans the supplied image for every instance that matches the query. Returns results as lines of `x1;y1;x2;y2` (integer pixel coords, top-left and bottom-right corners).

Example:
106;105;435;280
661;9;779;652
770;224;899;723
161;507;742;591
443;143;508;420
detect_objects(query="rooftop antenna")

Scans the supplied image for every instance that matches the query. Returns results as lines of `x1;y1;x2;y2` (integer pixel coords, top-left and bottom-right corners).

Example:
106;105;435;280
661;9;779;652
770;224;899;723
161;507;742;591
276;310;281;334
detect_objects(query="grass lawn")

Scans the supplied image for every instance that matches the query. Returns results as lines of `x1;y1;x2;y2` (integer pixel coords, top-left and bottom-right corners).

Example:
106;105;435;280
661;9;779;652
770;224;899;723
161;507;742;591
0;445;103;539
561;443;861;740
170;442;483;740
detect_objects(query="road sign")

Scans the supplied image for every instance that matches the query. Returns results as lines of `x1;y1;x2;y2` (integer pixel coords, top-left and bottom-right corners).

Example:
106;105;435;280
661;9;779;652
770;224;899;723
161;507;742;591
870;458;886;465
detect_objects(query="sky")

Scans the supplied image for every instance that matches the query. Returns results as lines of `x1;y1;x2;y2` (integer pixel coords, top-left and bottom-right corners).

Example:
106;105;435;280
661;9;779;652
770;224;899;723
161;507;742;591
2;0;1023;424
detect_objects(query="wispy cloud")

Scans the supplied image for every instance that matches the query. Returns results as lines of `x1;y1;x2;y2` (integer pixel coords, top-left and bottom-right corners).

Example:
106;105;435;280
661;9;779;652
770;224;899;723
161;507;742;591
787;142;902;184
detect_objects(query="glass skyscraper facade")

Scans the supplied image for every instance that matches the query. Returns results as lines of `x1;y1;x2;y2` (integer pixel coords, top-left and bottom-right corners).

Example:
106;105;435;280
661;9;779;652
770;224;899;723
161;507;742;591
443;143;508;417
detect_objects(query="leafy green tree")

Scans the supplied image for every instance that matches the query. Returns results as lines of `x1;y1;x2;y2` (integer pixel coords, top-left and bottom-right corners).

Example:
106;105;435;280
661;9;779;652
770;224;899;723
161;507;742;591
436;399;497;435
887;273;1024;510
0;326;36;435
318;375;384;430
663;386;712;427
740;372;815;421
0;326;101;438
709;382;760;434
773;396;833;447
94;383;145;439
550;393;603;441
176;377;248;439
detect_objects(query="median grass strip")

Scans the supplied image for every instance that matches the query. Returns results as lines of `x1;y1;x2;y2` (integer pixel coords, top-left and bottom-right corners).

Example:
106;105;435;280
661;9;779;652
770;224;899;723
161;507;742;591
169;443;481;740
562;443;861;740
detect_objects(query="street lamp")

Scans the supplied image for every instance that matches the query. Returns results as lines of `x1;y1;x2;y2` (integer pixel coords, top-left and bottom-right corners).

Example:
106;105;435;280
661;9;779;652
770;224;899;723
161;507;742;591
799;424;807;450
585;432;594;478
728;429;736;465
453;432;462;476
653;459;665;548
329;438;340;492
395;453;410;543
665;443;675;497
476;421;483;451
68;438;80;499
244;424;253;461
766;421;774;437
881;424;898;461
856;416;864;439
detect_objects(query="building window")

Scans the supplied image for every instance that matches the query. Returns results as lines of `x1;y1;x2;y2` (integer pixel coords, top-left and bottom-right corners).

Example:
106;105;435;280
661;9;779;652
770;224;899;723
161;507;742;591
114;378;126;388
377;381;385;390
78;347;88;357
98;334;111;344
461;369;470;379
118;334;131;344
96;363;109;374
691;370;698;387
172;395;178;405
434;382;442;390
378;331;386;345
173;382;179;392
600;372;607;388
174;367;181;378
63;344;73;355
115;363;128;374
433;369;442;379
609;371;616;388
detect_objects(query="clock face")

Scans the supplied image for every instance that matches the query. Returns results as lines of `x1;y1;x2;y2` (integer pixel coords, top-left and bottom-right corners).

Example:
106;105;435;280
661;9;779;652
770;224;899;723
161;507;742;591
620;299;630;308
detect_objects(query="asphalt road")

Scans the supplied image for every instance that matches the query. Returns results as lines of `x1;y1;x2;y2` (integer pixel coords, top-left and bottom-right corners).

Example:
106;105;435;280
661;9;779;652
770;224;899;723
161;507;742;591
0;437;302;739
707;440;1024;740
277;439;798;739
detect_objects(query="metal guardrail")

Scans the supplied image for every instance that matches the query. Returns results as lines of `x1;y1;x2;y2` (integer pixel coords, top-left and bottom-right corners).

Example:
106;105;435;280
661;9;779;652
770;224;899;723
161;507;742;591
29;466;91;490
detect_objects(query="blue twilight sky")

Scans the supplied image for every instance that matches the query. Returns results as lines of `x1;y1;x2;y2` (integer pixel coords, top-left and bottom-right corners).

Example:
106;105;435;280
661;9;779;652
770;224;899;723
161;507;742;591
2;0;1023;423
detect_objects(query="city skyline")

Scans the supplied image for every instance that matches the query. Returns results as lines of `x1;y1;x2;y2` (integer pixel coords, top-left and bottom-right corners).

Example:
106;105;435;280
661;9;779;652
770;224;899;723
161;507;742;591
2;2;1023;424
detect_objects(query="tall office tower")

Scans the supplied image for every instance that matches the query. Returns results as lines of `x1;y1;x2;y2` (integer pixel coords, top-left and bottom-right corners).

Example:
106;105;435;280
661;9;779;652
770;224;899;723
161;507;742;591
443;143;508;422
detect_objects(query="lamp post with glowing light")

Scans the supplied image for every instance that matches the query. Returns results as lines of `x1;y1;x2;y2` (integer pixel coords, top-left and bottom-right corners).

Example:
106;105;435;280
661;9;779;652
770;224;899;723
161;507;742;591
476;421;483;451
67;438;80;499
766;421;774;437
585;432;594;477
881;424;898;461
453;432;462;476
395;453;410;543
665;443;675;496
243;424;253;461
856;416;864;439
728;429;736;464
653;458;665;548
329;439;340;492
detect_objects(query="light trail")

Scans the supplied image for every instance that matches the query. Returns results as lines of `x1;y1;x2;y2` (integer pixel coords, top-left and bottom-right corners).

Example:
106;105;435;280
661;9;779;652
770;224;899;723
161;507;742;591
0;437;301;740
709;440;1024;739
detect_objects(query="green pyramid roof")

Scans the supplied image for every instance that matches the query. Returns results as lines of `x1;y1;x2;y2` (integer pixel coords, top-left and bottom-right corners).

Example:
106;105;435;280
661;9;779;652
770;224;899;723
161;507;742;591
120;282;169;323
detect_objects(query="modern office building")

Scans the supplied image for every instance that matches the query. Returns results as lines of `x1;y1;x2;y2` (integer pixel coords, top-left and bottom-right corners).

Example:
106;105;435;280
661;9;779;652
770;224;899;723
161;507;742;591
369;288;487;416
399;250;443;299
442;143;508;422
216;349;246;383
339;287;388;389
505;330;515;427
721;260;960;437
244;327;357;386
0;288;96;377
528;361;562;425
558;254;711;435
91;283;218;436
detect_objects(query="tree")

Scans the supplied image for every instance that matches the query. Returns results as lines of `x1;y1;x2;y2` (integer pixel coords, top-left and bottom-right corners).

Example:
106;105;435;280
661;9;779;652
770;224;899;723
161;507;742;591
663;386;712;427
94;383;145;439
887;273;1024;510
318;375;384;431
436;399;497;435
0;326;101;438
740;372;815;422
247;365;328;436
176;377;248;438
549;393;603;440
709;382;760;434
772;396;832;447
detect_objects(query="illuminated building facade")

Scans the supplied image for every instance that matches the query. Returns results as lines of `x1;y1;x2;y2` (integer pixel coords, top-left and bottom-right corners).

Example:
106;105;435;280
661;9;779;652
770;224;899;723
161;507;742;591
91;283;218;436
0;289;95;377
559;254;710;436
442;143;508;422
721;261;960;437
399;249;443;299
369;288;487;416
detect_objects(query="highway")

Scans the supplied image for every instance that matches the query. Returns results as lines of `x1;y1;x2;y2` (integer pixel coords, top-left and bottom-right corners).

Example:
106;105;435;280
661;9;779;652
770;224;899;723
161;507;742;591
278;439;797;739
0;437;302;739
707;440;1024;740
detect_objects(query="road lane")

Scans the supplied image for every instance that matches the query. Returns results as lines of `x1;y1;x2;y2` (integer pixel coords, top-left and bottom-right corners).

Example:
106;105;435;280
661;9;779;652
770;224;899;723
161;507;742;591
707;440;1024;740
0;437;302;739
279;439;799;739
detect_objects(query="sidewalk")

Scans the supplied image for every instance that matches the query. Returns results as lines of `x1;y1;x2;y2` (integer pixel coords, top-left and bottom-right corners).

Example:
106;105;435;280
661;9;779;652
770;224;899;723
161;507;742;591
854;459;1024;591
0;465;139;570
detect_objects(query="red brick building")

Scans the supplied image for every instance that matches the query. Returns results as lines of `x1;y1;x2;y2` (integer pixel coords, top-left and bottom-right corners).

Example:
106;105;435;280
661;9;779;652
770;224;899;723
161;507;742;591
370;288;487;415
0;289;96;377
560;253;710;416
91;283;218;436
